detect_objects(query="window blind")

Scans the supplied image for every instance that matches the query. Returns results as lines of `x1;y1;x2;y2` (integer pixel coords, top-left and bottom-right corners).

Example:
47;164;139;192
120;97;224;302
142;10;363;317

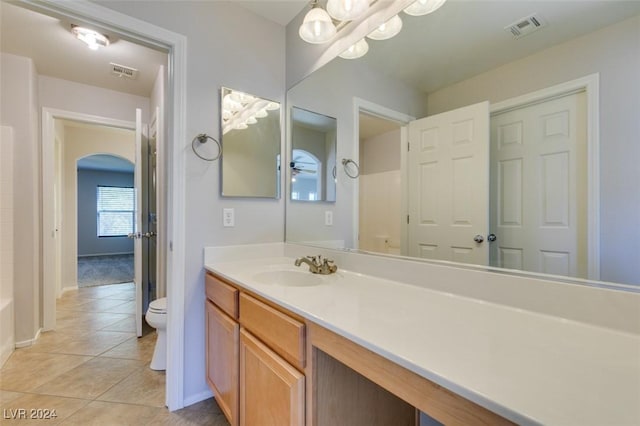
97;186;135;237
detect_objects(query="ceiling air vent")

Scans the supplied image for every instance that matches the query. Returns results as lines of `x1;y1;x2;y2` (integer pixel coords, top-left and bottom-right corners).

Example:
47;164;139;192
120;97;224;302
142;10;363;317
110;63;138;79
504;14;546;39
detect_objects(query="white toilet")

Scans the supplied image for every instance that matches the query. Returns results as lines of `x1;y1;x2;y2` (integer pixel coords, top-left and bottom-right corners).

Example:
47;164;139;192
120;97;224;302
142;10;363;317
145;297;167;371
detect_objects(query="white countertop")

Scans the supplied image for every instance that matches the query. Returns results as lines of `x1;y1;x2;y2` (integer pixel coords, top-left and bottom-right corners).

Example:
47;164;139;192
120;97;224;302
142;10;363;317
204;255;640;425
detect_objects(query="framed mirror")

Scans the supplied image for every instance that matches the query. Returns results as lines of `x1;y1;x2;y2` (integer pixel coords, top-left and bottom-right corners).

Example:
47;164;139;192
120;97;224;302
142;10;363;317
220;87;281;198
285;1;640;288
290;107;337;202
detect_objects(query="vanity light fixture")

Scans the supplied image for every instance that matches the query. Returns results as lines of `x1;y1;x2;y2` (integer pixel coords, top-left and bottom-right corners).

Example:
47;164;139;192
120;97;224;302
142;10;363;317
299;0;337;44
403;0;447;17
339;38;369;59
327;0;369;21
366;14;403;41
71;25;109;50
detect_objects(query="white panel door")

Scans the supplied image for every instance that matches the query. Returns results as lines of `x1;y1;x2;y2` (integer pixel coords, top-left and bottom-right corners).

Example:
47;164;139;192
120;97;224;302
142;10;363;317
490;92;587;277
407;101;490;265
133;108;146;337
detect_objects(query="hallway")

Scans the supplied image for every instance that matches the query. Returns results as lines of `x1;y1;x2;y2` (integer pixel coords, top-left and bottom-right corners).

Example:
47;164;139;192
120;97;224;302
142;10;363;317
0;283;227;425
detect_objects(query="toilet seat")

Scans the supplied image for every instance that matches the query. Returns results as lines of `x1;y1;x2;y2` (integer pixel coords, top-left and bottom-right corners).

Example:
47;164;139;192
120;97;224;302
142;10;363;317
148;297;167;314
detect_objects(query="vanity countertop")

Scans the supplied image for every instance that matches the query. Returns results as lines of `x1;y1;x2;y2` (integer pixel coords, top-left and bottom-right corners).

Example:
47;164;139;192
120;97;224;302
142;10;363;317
204;255;640;425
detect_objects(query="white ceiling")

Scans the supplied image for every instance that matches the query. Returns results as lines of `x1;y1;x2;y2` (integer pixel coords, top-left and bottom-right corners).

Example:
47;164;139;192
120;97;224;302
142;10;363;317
233;0;308;26
361;0;640;94
0;1;167;97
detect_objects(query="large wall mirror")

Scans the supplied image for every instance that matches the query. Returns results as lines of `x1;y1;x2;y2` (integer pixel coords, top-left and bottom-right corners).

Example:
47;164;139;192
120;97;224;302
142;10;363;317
221;87;281;198
285;1;640;288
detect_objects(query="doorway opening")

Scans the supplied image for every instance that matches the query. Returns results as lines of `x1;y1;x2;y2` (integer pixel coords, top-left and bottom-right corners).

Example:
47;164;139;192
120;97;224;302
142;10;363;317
77;154;135;289
357;112;403;254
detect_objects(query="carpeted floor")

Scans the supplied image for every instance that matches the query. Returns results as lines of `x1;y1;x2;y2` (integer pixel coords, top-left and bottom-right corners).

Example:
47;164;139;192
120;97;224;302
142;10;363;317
77;254;134;288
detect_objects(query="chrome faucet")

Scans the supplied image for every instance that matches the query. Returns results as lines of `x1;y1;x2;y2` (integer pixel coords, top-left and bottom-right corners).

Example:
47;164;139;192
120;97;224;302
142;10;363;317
294;255;337;275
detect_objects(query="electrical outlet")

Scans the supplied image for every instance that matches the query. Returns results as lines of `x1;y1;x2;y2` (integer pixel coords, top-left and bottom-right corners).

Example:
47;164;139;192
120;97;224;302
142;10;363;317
223;208;235;227
325;210;333;226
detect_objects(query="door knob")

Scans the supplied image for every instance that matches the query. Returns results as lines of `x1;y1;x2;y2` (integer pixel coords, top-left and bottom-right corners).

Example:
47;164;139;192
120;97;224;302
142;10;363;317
127;232;141;239
473;234;484;243
488;233;497;242
142;231;157;238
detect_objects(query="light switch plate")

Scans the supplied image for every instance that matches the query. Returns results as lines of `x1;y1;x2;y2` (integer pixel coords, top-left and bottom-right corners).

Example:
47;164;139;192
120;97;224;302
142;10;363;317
223;208;235;227
325;210;333;226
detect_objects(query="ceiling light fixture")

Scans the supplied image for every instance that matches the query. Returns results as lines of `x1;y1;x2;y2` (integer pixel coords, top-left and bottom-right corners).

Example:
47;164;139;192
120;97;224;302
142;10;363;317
403;0;447;17
71;25;110;50
366;14;403;41
339;38;369;59
299;0;337;44
327;0;369;21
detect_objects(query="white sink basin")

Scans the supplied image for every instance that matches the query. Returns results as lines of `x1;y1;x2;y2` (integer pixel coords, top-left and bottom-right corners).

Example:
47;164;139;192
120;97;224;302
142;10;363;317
252;270;324;287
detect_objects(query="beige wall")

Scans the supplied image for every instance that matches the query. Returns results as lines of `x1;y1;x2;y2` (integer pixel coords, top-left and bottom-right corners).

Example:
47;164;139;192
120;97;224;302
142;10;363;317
60;124;134;290
0;53;40;345
426;15;640;285
360;128;401;175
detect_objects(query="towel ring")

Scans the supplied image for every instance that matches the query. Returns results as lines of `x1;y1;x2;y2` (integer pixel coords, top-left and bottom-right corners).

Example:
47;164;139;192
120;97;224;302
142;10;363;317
341;158;360;179
191;133;221;162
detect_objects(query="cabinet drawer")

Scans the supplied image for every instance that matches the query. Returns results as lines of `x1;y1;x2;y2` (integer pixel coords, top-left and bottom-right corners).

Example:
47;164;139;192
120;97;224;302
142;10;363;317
239;293;305;371
205;273;239;319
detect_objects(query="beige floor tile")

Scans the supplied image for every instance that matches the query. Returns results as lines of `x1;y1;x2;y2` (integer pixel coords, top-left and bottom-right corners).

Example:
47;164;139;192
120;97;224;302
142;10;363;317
0;393;90;425
181;397;223;414
56;312;132;332
99;333;156;362
99;316;136;333
55;297;94;311
97;367;165;407
101;290;136;301
100;301;136;314
0;389;25;404
24;330;88;354
30;331;135;357
150;408;230;426
33;357;144;399
0;352;92;392
59;400;162;426
62;299;130;313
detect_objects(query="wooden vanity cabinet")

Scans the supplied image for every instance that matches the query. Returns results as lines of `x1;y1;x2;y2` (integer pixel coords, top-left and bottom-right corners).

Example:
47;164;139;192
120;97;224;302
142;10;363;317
239;329;305;426
206;272;305;426
205;274;240;426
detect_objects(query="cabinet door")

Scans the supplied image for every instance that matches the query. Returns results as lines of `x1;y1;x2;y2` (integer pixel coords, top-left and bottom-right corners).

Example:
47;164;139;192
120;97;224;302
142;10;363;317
240;329;305;426
206;300;239;425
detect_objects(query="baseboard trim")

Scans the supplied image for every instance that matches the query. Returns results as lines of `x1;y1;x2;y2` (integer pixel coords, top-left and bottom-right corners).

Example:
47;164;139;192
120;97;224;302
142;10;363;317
15;328;42;348
182;389;214;409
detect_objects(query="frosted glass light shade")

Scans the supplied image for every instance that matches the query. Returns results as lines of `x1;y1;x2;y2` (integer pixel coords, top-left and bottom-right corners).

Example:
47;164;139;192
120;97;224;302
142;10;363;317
327;0;369;21
299;7;337;44
404;0;447;16
367;15;403;41
339;38;369;59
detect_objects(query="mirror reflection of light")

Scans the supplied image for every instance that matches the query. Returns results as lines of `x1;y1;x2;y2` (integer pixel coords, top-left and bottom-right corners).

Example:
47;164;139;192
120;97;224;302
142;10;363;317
222;88;279;134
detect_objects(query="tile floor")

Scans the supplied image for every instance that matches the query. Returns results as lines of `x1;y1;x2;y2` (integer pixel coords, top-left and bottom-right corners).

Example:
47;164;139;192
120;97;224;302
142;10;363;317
0;282;229;425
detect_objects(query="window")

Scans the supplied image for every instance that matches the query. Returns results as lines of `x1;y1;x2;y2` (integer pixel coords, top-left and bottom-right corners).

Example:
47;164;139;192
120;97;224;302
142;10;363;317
97;186;135;237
